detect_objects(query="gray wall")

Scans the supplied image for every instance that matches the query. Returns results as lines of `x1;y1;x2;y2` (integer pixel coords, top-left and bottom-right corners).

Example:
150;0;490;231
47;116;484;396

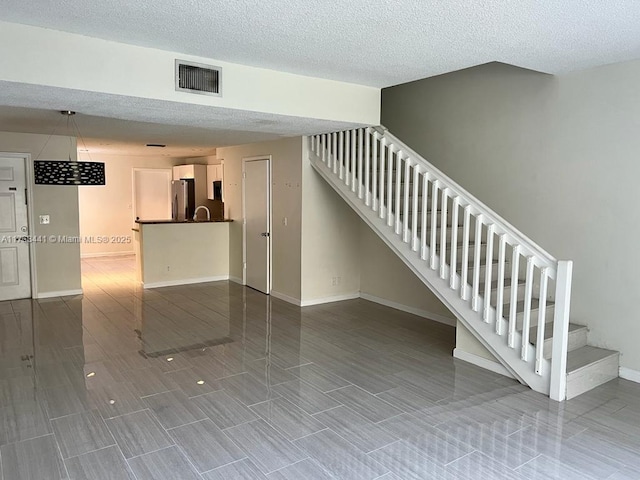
381;60;640;373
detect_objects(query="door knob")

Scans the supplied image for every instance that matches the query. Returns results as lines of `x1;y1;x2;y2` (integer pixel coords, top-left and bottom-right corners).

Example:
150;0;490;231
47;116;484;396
21;226;27;233
260;232;270;237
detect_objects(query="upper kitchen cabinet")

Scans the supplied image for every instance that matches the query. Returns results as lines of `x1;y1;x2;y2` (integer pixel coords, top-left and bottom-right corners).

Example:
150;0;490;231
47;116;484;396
173;164;206;181
207;163;224;200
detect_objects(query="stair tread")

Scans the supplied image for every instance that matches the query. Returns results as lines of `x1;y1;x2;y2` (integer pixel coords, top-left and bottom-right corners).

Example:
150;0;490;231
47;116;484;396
479;278;525;290
505;298;554;311
566;345;619;374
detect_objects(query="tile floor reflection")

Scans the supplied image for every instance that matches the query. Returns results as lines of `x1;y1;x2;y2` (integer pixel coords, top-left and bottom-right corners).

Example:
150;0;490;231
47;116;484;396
0;256;639;479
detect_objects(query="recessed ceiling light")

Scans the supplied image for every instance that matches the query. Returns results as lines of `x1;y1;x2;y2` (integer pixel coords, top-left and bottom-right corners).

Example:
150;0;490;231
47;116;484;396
109;399;116;405
196;380;205;385
86;372;96;377
167;357;174;362
146;143;166;148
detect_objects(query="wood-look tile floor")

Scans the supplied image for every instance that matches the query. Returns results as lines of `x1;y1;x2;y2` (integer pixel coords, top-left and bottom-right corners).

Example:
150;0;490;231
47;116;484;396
0;256;639;479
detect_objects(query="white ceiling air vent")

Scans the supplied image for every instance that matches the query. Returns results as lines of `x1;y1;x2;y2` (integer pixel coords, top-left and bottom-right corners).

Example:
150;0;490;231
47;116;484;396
175;60;221;96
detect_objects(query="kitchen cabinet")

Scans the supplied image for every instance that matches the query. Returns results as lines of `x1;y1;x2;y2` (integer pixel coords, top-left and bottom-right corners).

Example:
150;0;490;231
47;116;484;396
207;163;224;200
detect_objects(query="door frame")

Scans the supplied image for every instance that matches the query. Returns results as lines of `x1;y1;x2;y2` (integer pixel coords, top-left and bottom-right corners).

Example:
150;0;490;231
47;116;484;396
242;155;272;292
0;152;37;299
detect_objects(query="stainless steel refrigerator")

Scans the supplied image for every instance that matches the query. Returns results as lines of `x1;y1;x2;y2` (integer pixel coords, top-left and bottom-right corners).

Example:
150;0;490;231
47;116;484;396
171;179;195;221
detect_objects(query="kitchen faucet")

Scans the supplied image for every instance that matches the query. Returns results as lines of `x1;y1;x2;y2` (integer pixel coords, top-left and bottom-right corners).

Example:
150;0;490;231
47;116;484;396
193;205;211;221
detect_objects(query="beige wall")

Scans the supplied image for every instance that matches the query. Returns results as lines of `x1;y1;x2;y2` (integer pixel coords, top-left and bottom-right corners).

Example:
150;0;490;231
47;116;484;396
301;142;362;303
78;154;183;257
216;137;303;300
359;226;455;323
139;222;229;286
0;131;81;296
382;60;640;372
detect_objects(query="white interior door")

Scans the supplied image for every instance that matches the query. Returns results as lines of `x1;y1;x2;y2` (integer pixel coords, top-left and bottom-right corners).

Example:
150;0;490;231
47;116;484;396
0;156;31;300
244;158;270;294
133;169;172;222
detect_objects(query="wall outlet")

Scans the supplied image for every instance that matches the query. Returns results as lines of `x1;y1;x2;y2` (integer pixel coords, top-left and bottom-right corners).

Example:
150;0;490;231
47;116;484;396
39;215;50;225
331;276;342;286
282;217;288;226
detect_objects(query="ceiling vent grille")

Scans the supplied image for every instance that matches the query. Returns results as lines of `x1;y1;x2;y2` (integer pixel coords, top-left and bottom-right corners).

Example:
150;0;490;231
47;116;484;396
175;60;221;96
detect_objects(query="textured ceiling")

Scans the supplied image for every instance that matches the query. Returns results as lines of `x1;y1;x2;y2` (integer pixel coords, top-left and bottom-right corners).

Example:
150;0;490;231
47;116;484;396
2;1;640;156
2;0;640;87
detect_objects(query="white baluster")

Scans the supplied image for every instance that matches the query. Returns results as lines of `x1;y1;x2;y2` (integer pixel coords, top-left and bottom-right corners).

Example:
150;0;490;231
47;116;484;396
403;155;411;243
358;129;364;199
351;130;357;192
332;132;337;174
550;261;573;402
472;214;483;312
411;164;420;251
338;131;344;180
483;224;495;322
371;131;378;211
379;138;386;220
395;148;402;235
322;134;327;163
449;196;460;289
521;256;535;361
508;245;521;348
439;188;449;279
364;129;371;206
429;180;439;270
345;130;351;186
387;145;394;227
420;173;429;260
495;234;506;335
460;206;471;299
535;267;549;375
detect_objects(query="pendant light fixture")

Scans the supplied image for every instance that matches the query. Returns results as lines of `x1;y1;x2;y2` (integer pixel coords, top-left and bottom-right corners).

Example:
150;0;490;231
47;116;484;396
33;110;106;186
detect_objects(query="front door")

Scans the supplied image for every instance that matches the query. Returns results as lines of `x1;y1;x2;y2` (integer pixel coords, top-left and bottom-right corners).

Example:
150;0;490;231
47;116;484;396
244;158;270;294
0;156;31;300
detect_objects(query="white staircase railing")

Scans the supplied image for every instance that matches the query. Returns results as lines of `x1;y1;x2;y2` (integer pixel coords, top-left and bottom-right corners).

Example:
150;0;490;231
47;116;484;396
309;126;573;401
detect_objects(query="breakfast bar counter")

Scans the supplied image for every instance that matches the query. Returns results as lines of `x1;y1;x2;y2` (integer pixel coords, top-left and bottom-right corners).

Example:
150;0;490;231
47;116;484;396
133;219;231;288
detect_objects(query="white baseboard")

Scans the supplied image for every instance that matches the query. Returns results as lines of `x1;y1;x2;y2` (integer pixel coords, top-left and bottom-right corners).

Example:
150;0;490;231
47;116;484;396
619;367;640;384
229;276;244;285
453;348;515;379
36;289;84;299
143;275;229;289
299;292;360;307
271;291;302;306
81;251;134;259
360;292;457;327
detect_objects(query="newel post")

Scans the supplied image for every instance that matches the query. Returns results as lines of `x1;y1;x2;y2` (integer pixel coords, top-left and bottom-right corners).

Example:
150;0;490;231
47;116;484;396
549;260;573;401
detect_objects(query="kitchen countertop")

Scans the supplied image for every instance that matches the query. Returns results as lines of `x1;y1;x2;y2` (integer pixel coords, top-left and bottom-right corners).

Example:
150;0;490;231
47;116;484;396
135;219;233;225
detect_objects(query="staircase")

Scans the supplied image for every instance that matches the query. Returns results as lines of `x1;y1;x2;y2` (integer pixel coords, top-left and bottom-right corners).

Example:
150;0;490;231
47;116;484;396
308;126;618;401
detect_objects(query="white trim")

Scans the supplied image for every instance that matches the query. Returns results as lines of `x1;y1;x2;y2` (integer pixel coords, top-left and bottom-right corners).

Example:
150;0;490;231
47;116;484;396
453;348;515;379
270;290;302;306
36;289;83;299
360;292;457;327
143;275;229;289
229;276;244;285
81;251;134;258
300;292;360;307
619;367;640;384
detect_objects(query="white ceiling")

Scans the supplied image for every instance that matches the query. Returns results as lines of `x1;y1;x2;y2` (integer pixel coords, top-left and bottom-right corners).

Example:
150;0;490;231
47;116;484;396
2;0;640;155
3;0;640;87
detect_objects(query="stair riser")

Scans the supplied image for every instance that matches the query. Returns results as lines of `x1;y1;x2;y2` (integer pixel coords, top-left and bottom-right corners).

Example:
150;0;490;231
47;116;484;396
542;327;588;360
515;304;555;330
566;353;619;400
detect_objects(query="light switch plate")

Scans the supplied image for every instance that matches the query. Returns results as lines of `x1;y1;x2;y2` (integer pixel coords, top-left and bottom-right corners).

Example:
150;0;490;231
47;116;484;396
39;215;50;225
